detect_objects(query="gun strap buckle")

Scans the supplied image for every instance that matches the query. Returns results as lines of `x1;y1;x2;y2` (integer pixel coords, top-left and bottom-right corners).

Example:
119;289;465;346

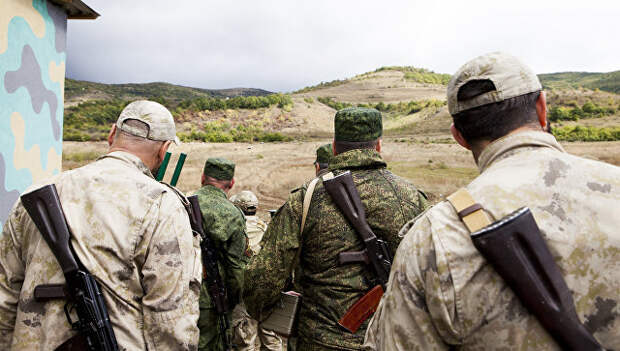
447;188;492;232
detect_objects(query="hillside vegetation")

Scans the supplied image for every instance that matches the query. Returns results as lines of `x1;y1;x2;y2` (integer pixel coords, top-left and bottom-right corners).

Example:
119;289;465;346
539;71;620;94
63;66;620;143
65;78;272;106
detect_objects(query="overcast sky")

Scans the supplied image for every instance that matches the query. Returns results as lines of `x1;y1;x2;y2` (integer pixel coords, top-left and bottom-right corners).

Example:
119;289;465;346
66;0;620;93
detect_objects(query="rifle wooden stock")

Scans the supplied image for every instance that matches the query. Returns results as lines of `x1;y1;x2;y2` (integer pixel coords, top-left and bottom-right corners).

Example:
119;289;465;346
338;285;384;334
472;207;604;351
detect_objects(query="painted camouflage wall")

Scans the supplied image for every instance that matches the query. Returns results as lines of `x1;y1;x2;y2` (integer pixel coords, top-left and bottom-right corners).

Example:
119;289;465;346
0;0;67;227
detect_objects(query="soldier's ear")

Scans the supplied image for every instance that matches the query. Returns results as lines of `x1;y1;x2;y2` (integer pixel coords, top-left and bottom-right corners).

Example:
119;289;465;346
451;124;471;150
536;91;548;131
107;124;117;146
158;140;171;162
375;139;382;153
229;178;235;190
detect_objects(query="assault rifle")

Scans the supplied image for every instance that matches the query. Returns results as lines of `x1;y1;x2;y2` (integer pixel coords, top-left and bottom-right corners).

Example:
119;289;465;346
187;195;231;351
21;185;118;351
471;207;605;350
322;171;391;333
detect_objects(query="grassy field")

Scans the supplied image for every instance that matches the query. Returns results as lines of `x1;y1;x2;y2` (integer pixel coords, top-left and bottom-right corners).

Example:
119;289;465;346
63;138;620;219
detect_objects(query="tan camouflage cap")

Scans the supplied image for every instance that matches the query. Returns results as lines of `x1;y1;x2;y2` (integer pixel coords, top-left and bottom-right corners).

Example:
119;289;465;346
116;100;180;144
447;52;542;115
230;190;258;213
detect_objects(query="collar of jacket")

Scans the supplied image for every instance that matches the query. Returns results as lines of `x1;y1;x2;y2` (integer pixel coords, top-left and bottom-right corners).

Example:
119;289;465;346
328;148;387;172
477;131;565;172
196;184;228;199
98;151;154;178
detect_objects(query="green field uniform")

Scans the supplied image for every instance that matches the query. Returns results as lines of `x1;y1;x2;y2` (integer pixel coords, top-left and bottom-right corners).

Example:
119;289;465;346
243;148;428;350
195;184;249;351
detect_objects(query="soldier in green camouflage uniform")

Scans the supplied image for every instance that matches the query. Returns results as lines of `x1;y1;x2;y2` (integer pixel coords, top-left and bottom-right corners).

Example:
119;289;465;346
0;101;201;350
195;158;249;351
365;52;620;350
244;108;429;350
314;143;333;177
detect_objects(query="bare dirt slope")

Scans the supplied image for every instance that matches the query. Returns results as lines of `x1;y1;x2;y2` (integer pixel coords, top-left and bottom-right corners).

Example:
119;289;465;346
297;71;446;103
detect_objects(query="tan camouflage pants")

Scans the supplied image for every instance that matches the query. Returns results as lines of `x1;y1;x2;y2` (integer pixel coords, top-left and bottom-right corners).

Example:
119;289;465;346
232;304;287;351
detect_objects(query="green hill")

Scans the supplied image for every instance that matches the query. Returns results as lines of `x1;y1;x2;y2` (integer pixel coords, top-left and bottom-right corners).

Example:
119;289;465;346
65;78;272;106
539;71;620;94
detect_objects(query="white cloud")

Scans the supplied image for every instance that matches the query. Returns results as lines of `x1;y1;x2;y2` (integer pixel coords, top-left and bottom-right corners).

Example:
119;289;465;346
67;0;620;92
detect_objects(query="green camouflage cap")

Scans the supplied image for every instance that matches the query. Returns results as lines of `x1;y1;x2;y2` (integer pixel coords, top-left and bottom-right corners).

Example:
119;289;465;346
334;107;382;142
447;52;542;115
116;100;180;144
315;143;333;165
230;190;258;213
203;157;235;180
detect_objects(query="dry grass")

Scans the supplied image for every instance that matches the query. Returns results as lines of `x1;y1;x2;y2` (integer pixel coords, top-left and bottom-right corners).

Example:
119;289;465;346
63;139;620;220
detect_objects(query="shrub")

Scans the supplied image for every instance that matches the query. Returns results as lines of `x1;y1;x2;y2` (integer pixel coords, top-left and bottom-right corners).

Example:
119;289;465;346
548;101;616;122
553;126;620;142
177;121;291;143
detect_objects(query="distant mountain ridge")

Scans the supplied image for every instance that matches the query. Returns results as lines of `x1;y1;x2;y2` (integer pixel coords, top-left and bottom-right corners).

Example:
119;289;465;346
538;71;620;94
64;78;272;106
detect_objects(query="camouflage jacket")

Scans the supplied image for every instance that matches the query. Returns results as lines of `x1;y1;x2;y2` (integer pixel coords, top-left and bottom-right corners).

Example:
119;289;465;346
194;185;249;311
244;149;428;350
365;131;620;350
0;151;201;350
245;215;267;256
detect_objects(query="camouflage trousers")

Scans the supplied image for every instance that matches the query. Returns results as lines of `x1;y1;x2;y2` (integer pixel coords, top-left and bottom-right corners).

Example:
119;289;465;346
232;304;287;351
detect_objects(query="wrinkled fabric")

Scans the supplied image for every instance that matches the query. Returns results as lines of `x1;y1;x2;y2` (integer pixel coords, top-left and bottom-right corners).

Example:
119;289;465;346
232;217;283;350
365;131;620;350
246;215;267;255
244;149;429;350
0;151;201;350
232;303;286;351
195;184;248;351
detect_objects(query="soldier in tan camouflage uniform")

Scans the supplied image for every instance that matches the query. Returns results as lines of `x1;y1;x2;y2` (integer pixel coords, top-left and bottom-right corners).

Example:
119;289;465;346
244;107;429;350
365;52;620;350
230;190;286;351
0;100;201;350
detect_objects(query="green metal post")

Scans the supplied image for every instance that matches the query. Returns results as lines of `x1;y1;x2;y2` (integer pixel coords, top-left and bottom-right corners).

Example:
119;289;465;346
156;152;171;181
170;153;187;187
